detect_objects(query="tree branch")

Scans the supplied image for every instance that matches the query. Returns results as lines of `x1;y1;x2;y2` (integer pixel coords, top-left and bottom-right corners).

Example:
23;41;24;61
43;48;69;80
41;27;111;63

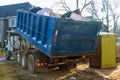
80;1;92;14
61;0;71;11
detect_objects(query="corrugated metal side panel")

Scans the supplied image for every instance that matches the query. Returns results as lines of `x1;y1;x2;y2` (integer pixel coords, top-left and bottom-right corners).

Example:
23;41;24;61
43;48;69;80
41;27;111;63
16;11;56;57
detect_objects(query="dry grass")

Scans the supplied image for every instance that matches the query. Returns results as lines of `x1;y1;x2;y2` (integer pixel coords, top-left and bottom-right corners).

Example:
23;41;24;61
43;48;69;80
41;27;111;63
0;62;29;80
0;63;14;80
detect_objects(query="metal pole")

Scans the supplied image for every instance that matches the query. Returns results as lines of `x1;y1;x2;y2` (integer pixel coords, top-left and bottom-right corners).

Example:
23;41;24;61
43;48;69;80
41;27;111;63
106;0;109;32
76;0;79;9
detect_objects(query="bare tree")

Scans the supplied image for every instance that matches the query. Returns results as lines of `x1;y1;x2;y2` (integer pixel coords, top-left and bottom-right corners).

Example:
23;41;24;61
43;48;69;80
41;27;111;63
61;0;71;11
86;0;120;33
87;0;110;32
102;0;109;32
101;0;120;32
86;0;102;21
59;0;93;15
80;0;92;14
109;0;120;33
53;0;120;34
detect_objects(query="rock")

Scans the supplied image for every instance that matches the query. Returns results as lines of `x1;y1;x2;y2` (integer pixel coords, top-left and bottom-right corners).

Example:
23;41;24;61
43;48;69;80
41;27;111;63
69;76;76;80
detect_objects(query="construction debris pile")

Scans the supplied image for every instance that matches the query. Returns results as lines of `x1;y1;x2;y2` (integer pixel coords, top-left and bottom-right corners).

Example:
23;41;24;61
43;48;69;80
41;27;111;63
29;7;91;21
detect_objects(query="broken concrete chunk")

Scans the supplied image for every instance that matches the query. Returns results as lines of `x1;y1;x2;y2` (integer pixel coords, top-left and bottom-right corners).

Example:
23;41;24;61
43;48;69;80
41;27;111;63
70;13;92;22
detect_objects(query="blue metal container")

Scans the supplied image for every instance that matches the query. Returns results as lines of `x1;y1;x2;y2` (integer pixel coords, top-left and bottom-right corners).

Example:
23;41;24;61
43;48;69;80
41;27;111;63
16;11;101;57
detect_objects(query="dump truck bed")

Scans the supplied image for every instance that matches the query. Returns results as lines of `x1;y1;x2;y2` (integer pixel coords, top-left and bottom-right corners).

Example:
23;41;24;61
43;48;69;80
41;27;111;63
16;11;101;57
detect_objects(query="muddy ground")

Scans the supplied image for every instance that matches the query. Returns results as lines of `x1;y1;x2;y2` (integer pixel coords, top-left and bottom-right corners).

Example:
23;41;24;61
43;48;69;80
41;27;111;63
0;56;120;80
0;62;103;80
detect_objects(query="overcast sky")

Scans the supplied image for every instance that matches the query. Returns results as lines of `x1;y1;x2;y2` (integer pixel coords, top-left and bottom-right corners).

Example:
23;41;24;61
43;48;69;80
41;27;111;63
0;0;58;7
0;0;84;15
0;0;103;16
0;0;64;8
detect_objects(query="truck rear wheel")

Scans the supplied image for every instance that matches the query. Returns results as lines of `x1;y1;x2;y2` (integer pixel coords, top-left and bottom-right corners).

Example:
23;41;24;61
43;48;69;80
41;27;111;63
21;53;27;69
5;50;12;60
17;53;21;65
27;54;36;74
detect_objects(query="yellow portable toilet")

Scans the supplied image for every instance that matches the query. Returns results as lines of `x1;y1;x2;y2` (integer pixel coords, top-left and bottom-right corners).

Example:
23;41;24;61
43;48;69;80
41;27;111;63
90;33;117;68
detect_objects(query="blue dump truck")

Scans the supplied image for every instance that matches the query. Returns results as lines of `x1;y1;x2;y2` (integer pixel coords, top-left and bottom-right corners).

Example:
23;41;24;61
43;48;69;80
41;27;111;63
13;10;101;73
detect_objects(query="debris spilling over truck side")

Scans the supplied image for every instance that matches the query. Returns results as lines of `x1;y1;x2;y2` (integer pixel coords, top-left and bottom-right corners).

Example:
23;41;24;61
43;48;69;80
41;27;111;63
36;8;61;18
30;7;91;21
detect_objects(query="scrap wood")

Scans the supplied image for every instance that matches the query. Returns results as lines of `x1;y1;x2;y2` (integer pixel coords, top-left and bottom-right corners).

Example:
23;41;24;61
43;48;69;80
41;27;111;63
95;70;110;79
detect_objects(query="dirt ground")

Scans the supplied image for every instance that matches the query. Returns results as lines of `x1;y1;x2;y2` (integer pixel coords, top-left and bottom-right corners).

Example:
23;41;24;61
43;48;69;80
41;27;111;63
0;62;102;80
0;40;119;80
0;59;120;80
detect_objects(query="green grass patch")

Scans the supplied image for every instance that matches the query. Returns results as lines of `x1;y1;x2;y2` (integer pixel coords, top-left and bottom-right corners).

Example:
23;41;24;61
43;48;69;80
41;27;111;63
0;50;5;55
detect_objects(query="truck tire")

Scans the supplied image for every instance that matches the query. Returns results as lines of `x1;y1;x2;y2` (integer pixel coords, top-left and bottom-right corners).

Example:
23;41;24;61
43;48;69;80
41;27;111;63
5;50;12;60
17;53;21;65
21;53;27;69
27;54;36;74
